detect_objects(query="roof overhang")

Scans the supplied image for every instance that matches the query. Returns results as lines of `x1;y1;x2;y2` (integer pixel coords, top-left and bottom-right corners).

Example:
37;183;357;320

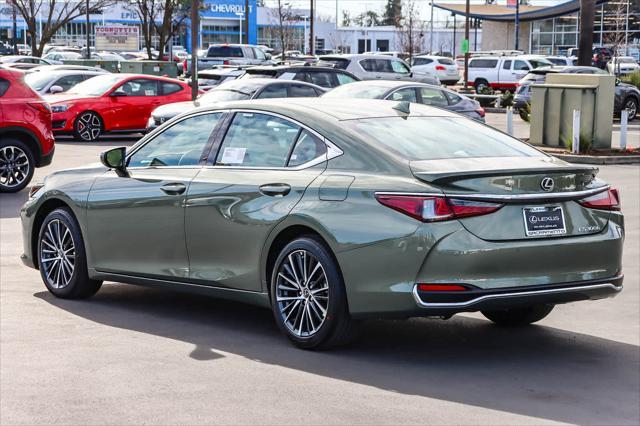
434;0;608;22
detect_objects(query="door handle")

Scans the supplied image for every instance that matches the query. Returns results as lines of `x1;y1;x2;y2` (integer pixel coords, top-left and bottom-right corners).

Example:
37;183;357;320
259;183;291;197
160;183;186;195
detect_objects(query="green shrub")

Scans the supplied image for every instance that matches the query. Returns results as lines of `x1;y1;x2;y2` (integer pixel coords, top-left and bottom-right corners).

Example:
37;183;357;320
621;71;640;89
477;86;496;107
560;132;593;153
500;91;514;108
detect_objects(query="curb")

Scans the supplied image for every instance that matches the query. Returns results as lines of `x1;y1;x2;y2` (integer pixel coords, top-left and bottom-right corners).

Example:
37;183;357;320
485;107;506;113
548;153;640;165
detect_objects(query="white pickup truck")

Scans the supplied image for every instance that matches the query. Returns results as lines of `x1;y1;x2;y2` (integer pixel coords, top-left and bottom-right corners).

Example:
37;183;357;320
468;55;552;91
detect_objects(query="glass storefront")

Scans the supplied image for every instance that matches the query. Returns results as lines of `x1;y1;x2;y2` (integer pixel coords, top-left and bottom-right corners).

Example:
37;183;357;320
530;0;640;59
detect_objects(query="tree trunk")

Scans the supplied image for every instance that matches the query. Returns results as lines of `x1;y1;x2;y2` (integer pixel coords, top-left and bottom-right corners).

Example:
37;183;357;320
578;0;595;66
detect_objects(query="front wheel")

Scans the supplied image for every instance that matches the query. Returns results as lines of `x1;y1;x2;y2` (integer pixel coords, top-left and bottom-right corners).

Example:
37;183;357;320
482;304;554;326
37;208;102;299
74;111;103;142
270;236;358;349
0;139;34;193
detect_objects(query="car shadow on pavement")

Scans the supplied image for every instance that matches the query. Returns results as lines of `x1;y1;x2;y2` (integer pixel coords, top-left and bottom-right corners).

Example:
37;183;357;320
35;284;640;425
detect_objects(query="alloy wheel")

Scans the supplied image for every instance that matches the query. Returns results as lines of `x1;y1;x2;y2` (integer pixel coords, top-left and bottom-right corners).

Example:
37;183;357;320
624;99;637;120
0;145;30;189
40;219;76;289
76;112;102;141
275;249;329;337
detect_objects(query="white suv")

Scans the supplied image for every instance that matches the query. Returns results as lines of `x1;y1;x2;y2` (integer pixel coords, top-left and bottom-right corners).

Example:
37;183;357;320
468;55;552;91
319;54;440;86
411;55;460;85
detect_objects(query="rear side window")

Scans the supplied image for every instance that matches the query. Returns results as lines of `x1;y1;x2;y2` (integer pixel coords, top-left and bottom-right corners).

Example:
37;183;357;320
344;117;544;160
306;71;333;88
445;91;462;105
388;88;417;102
419;88;448;107
161;82;183;95
469;59;498;68
216;113;300;167
288;131;326;167
208;46;243;58
359;59;376;72
320;58;349;70
0;78;9;97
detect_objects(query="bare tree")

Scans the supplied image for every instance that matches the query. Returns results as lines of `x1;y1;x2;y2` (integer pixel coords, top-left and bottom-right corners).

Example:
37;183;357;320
395;0;422;60
327;30;350;53
127;0;190;60
270;0;297;54
12;0;116;56
602;0;629;73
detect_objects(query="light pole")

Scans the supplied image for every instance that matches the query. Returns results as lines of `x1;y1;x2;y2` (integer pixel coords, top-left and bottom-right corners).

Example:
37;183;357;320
514;0;520;50
11;0;18;54
85;0;91;59
235;12;244;43
429;1;434;54
301;15;309;54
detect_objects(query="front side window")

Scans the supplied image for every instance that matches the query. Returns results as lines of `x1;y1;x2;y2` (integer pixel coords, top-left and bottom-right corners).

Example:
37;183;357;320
55;75;85;91
445;91;462;105
306;71;333;88
388;88;417;102
413;58;432;66
161;82;183;95
253;48;266;60
288;84;319;97
216;113;300;167
0;78;9;97
514;60;530;71
502;60;512;70
115;79;159;96
336;72;357;85
359;59;376;72
128;113;222;167
390;60;410;74
256;84;288;99
420;88;448;107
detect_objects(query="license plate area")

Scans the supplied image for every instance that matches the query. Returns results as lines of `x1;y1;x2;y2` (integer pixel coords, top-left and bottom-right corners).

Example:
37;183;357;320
523;206;566;237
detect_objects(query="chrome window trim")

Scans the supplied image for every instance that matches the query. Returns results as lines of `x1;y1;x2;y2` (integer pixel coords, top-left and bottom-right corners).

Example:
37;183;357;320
125;110;227;166
374;186;609;202
412;283;622;309
206;108;343;171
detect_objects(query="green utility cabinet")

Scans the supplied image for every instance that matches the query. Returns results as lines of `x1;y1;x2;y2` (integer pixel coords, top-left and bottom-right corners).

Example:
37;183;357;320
119;61;178;78
61;59;120;73
529;74;615;149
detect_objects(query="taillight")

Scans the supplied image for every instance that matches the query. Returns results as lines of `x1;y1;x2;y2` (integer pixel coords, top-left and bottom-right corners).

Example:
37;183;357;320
475;107;486;117
435;65;446;71
375;194;503;222
578;188;621;211
182;59;187;72
28;102;51;114
223;60;230;66
417;284;468;292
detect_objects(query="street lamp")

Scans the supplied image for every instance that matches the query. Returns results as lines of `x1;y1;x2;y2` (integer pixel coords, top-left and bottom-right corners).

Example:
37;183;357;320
235;12;244;44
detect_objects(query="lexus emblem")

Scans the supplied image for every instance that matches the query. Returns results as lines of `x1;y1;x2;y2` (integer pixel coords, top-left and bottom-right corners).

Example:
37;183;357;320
540;177;555;192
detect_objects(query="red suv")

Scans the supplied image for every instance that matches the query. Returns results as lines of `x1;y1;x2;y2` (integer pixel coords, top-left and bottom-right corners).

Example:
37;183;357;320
0;67;54;193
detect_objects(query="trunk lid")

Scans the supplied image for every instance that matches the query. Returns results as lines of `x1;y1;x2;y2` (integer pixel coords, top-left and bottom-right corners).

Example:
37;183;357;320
410;156;610;241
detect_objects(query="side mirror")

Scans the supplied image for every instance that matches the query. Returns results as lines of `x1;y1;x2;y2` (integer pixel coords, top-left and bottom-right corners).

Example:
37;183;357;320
100;147;127;176
615;78;621;86
49;85;63;94
265;53;272;60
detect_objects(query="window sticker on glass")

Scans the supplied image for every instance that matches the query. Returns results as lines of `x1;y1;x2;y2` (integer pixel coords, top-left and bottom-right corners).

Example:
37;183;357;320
145;90;154;96
221;147;246;164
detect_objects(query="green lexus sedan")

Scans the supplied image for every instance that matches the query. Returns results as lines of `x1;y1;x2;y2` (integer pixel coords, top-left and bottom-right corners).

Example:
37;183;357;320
20;99;624;349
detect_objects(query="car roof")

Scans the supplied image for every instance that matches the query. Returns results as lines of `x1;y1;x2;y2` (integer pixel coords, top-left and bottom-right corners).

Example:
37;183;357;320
189;98;458;122
214;78;323;91
320;54;402;61
335;80;435;90
246;64;343;72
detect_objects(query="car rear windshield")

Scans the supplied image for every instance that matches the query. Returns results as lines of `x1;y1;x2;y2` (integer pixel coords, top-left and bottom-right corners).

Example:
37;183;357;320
344;116;544;160
208;46;243;58
529;59;553;69
322;84;389;99
521;72;547;83
437;58;455;65
318;58;350;70
199;89;253;102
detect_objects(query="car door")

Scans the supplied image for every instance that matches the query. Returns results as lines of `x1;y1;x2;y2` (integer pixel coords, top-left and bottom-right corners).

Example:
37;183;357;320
185;111;331;291
511;60;531;83
86;111;223;278
107;78;163;130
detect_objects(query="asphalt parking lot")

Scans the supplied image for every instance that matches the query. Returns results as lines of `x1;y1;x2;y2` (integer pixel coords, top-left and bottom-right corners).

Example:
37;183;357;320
1;136;639;425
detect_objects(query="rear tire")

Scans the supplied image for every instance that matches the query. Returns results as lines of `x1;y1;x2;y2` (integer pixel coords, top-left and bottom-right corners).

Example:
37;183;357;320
623;97;638;121
37;208;102;299
474;79;490;92
270;236;358;349
0;138;34;193
482;304;554;326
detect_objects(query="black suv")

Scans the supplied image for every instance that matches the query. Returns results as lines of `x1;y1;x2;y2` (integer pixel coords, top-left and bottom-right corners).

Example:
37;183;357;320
592;47;614;69
241;64;360;89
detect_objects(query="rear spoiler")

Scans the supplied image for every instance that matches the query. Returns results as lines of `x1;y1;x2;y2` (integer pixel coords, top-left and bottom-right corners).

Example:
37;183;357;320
412;165;598;184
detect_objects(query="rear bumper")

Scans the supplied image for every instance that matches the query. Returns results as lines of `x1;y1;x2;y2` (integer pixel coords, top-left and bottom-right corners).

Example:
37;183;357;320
37;145;54;167
413;275;623;315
